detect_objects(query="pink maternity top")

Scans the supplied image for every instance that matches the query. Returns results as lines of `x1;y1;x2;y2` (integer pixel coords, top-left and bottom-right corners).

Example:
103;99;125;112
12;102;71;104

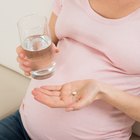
20;0;140;139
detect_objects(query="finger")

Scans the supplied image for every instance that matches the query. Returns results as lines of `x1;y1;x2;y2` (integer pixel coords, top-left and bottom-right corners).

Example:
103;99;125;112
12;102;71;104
16;57;23;64
66;97;87;111
41;85;62;91
61;94;74;106
60;91;80;107
23;61;31;66
16;46;26;58
19;64;32;72
17;57;31;66
24;72;31;76
37;88;61;96
16;46;23;53
32;89;65;108
59;85;74;106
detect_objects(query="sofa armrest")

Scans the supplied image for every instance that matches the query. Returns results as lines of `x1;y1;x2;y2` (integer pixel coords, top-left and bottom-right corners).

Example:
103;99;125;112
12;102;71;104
0;65;30;120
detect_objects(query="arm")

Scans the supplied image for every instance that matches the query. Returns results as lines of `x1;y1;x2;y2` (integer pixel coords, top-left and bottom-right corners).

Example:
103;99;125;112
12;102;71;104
32;79;140;122
49;12;59;45
99;83;140;122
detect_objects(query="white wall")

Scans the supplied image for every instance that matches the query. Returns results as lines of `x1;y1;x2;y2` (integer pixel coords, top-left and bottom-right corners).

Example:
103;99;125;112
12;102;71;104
0;0;53;74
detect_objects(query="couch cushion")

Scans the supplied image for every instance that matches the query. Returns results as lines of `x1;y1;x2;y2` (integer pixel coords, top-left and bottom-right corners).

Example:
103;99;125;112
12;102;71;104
0;65;30;119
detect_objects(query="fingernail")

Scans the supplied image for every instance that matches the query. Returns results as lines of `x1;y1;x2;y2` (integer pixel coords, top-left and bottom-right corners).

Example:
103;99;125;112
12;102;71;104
24;61;29;65
25;72;30;76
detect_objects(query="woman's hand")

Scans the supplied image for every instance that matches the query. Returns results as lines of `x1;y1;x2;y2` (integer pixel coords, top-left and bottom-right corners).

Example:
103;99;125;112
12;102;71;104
16;46;32;76
16;43;59;76
32;79;102;111
33;79;140;121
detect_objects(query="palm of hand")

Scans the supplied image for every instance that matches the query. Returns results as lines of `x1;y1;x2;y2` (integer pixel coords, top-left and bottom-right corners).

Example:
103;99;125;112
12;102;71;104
32;80;100;111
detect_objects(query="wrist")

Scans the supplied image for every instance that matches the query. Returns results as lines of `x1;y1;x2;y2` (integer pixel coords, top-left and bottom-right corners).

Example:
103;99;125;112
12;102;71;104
96;82;111;100
87;79;113;101
97;82;120;104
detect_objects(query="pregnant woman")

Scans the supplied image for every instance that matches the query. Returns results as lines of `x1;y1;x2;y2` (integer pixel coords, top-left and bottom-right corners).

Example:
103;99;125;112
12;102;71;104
1;0;140;140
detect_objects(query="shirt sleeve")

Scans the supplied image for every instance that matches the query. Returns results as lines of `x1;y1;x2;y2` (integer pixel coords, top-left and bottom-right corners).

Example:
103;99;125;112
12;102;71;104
52;0;63;16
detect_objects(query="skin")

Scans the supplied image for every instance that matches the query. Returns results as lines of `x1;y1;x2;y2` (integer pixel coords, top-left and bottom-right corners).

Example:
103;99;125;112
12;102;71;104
17;0;140;122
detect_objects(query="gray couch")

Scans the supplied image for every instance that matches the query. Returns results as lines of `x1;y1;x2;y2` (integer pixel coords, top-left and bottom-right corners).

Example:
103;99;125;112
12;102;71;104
0;64;139;140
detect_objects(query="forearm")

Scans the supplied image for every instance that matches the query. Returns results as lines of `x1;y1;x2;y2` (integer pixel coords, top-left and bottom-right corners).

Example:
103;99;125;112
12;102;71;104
99;83;140;122
49;12;59;45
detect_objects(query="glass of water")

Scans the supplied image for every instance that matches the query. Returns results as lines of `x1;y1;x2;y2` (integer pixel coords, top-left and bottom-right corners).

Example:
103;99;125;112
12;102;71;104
17;14;56;80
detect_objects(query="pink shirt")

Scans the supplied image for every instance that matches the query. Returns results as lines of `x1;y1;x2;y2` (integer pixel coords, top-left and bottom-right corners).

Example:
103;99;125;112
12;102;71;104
20;0;140;139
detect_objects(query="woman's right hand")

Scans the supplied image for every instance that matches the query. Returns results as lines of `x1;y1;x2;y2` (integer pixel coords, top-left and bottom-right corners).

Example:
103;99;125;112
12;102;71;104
16;44;59;76
16;46;32;76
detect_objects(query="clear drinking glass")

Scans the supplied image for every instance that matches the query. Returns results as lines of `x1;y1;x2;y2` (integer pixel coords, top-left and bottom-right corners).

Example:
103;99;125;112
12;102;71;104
17;14;56;80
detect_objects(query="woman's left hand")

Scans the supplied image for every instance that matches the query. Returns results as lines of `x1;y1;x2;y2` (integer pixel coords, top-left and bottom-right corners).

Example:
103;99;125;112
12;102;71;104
32;79;102;111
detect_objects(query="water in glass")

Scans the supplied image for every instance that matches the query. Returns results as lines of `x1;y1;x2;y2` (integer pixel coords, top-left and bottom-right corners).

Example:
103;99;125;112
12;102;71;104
23;35;56;80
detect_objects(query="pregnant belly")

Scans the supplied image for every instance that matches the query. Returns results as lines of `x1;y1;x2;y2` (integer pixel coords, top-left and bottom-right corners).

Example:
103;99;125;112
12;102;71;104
20;97;132;140
20;38;133;140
